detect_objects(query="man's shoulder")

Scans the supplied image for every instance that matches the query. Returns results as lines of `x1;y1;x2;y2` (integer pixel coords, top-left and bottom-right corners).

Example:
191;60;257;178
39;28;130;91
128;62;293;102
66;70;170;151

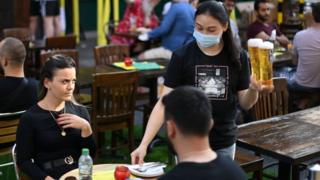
159;157;247;180
295;28;315;39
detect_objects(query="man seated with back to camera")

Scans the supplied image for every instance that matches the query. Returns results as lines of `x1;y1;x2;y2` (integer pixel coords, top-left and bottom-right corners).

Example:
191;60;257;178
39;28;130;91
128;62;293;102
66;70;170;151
288;2;320;109
158;86;247;180
0;37;38;113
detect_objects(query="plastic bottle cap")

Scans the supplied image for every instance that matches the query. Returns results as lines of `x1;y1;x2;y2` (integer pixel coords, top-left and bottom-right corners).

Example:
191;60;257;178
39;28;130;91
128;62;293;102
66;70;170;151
82;148;89;156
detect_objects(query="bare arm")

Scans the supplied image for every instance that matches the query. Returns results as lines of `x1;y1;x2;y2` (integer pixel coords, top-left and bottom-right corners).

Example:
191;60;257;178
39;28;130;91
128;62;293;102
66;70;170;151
276;35;290;48
255;31;270;41
140;86;172;147
238;88;259;110
256;31;289;48
131;86;173;164
237;76;260;110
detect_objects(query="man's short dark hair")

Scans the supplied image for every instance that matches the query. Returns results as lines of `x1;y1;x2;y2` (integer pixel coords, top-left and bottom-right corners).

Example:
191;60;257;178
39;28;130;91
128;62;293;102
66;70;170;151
0;37;26;66
162;86;213;137
254;0;268;11
312;2;320;23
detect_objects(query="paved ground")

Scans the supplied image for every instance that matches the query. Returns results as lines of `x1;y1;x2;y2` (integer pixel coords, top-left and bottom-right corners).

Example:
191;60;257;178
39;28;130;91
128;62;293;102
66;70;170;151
77;31;97;68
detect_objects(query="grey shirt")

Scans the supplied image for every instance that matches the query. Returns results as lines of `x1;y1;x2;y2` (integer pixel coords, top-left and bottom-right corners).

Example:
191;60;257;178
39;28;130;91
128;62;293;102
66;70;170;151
293;27;320;88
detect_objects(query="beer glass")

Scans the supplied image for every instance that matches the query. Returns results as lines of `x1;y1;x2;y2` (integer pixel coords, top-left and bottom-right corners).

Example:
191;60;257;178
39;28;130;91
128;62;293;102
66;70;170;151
248;38;263;80
259;41;274;87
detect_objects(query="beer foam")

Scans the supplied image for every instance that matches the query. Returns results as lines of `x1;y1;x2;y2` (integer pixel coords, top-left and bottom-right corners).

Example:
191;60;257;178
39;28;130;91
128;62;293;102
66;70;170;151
247;38;263;47
259;41;274;49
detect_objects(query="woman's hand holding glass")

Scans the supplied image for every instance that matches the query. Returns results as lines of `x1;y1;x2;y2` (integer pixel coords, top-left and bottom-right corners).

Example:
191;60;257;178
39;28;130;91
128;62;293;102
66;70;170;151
249;75;274;93
56;113;92;137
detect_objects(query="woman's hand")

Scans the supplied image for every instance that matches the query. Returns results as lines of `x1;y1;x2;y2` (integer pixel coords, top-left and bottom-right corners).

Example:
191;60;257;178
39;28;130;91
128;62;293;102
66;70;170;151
250;75;275;94
56;113;92;137
249;75;262;92
131;144;148;165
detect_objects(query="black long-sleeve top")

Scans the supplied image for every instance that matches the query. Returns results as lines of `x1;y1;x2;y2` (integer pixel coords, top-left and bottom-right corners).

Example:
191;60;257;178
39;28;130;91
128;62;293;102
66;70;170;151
16;102;96;180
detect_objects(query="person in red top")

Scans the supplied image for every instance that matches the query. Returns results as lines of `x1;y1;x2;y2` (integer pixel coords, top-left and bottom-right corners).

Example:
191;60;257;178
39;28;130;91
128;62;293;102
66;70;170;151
111;0;160;46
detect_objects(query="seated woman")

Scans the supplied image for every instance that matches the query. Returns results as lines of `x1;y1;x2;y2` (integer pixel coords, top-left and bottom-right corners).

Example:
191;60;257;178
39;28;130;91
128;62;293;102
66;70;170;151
111;0;160;50
16;55;96;180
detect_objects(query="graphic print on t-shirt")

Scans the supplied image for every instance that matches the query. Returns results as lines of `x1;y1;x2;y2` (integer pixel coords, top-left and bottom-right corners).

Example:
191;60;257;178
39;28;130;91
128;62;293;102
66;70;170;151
195;65;229;100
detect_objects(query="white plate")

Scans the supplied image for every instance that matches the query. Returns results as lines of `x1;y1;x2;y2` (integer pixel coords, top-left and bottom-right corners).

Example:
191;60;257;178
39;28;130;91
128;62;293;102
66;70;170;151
127;162;166;178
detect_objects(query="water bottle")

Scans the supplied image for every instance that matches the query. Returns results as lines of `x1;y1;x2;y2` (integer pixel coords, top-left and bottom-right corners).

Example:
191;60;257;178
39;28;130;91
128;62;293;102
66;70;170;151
78;148;93;180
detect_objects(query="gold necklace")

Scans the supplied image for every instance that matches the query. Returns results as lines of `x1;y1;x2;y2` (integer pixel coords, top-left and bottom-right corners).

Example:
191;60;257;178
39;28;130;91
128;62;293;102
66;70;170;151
48;107;67;136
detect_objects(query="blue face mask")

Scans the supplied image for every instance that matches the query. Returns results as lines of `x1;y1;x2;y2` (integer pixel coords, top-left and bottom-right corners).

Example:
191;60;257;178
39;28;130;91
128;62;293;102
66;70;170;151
193;30;221;48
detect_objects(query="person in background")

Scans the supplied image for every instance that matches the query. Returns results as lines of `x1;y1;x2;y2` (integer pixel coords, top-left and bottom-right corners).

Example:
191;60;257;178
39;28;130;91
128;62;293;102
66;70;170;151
288;2;320;94
131;1;262;164
111;0;160;47
138;0;195;60
221;0;241;49
158;86;247;180
0;37;38;113
16;55;96;180
30;0;62;39
162;0;195;16
247;0;289;47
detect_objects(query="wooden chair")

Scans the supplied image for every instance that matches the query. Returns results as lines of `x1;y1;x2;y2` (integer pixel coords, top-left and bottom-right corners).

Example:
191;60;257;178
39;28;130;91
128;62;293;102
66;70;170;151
45;35;76;49
94;44;150;123
0;111;24;179
3;28;31;41
40;49;79;68
237;77;289;180
93;44;130;65
91;71;139;154
252;77;289;120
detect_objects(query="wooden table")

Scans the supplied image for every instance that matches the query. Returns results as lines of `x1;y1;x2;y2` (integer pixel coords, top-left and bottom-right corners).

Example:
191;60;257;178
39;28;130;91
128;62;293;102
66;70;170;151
113;31;140;38
273;51;293;67
77;58;168;105
237;106;320;180
60;164;157;180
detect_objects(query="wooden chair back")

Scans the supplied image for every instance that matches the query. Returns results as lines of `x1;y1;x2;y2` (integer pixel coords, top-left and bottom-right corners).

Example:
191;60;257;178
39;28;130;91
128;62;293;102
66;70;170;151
252;77;289;120
3;28;31;41
91;71;139;151
93;44;130;65
0;111;24;153
40;49;79;68
45;35;76;49
0;117;20;145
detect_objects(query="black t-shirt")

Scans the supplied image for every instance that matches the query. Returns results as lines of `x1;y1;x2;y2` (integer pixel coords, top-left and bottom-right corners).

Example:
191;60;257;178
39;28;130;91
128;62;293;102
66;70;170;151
16;102;96;180
0;76;38;113
164;41;250;150
159;155;247;180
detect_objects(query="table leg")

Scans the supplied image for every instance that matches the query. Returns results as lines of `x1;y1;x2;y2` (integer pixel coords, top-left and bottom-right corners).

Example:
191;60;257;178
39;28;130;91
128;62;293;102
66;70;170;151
292;165;300;180
278;162;291;180
145;77;158;105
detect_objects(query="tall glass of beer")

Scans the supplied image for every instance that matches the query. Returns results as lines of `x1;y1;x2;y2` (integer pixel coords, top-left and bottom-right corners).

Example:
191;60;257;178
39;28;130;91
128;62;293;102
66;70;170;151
248;38;263;80
259;41;274;87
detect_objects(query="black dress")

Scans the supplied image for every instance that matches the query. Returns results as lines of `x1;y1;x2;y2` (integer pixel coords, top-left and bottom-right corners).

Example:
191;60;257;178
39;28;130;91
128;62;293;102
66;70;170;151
16;101;96;179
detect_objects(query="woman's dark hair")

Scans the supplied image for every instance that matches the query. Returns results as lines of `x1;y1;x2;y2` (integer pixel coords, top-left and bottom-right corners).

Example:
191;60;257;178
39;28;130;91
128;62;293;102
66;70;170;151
38;54;76;100
195;1;241;69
